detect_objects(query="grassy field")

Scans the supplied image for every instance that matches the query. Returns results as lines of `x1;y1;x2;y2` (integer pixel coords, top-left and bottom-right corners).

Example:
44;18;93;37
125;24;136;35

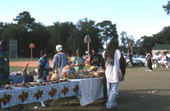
10;58;53;61
9;66;170;111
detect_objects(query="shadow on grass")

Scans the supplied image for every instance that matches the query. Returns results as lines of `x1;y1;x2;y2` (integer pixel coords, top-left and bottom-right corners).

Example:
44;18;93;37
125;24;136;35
126;66;144;68
151;68;170;72
118;89;170;111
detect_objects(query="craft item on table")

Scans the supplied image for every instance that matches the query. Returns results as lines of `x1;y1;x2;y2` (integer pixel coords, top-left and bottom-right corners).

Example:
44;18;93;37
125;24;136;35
88;66;99;71
77;69;94;78
16;83;25;87
93;67;105;77
50;69;60;81
61;65;76;79
4;84;14;90
78;69;89;75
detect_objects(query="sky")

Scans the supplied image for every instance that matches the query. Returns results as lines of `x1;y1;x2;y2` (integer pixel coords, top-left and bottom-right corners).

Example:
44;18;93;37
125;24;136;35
0;0;170;41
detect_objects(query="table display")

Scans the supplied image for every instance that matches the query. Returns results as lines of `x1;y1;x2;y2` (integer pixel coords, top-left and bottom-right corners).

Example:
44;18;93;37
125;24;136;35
0;77;103;109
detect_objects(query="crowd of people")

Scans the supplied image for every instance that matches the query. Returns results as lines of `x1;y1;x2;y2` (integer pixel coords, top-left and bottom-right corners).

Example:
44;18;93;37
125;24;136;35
0;39;127;110
145;51;169;71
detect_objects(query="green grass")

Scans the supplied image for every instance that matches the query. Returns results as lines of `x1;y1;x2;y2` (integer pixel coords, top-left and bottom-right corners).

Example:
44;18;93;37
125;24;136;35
10;58;53;61
118;67;170;111
10;58;39;61
10;66;36;72
9;66;170;111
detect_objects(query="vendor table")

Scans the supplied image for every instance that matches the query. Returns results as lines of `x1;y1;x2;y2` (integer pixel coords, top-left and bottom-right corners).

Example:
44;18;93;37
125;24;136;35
9;75;34;83
0;77;103;109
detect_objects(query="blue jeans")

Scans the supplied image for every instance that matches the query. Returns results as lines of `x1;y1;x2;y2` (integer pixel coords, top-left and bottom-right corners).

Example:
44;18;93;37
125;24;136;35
0;74;5;82
106;81;120;109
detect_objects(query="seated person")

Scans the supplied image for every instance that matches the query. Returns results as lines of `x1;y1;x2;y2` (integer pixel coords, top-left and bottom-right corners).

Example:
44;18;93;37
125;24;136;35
90;48;104;70
71;49;85;72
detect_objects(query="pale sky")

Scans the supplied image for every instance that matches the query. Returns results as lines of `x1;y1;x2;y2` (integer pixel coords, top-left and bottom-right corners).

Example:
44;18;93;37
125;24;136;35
0;0;170;41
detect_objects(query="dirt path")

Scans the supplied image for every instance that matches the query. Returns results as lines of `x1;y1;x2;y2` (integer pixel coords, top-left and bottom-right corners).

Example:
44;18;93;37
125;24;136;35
10;61;53;67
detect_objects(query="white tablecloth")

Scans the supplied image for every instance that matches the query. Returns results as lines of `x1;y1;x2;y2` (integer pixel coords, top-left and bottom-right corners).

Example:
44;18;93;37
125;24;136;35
69;77;103;106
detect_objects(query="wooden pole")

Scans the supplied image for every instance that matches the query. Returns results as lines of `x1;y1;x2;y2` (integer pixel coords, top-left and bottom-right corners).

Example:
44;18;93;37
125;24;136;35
31;48;32;61
131;45;133;55
88;43;90;57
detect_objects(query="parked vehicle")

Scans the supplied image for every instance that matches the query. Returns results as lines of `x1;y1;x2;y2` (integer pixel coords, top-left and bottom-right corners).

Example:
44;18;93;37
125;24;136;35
133;55;146;64
125;56;144;66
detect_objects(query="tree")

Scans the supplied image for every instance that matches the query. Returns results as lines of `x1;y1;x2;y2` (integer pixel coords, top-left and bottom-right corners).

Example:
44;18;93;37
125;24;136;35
120;31;127;47
163;1;170;15
30;23;51;57
119;31;135;48
13;11;35;30
0;23;30;57
97;20;118;48
0;22;4;39
49;21;76;53
75;18;102;54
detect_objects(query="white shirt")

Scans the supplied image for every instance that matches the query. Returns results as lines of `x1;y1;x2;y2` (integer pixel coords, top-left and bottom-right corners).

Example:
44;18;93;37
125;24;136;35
105;49;121;83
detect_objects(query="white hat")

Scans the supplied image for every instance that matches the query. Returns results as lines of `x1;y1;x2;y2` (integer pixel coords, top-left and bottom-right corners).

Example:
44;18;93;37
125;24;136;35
56;44;62;51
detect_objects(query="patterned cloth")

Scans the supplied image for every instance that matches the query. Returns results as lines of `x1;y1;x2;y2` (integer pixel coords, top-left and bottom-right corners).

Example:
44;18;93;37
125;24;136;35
0;81;80;108
52;52;69;78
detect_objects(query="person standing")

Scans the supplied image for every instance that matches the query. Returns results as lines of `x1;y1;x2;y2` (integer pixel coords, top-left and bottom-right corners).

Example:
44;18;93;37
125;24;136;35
37;48;52;107
37;48;52;82
104;40;124;111
145;52;149;71
0;40;9;85
52;44;69;79
147;52;153;71
129;53;133;66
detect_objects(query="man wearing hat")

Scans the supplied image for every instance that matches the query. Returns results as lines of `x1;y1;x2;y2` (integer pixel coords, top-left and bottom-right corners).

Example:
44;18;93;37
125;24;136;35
0;40;9;85
52;44;69;79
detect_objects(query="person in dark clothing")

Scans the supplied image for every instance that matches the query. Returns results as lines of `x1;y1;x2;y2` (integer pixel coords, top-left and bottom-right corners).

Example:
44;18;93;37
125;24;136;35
147;52;153;71
0;40;9;85
129;53;133;66
90;48;103;68
37;48;53;107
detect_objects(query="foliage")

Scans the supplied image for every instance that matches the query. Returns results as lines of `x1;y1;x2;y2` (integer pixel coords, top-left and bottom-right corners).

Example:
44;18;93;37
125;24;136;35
30;23;52;57
75;18;102;55
120;31;135;47
13;11;35;30
163;0;170;15
97;20;118;48
48;21;76;54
